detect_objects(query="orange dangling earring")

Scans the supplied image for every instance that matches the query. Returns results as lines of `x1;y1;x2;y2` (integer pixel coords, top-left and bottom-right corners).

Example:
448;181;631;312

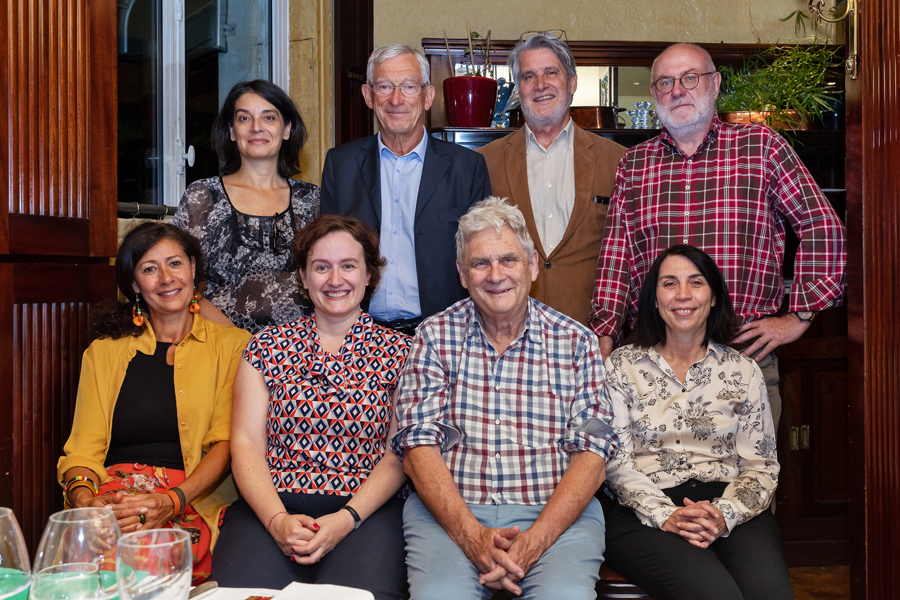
132;294;145;327
189;293;201;314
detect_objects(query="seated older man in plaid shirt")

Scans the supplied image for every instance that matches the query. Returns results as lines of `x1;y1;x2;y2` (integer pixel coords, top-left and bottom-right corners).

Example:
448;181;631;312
390;197;618;600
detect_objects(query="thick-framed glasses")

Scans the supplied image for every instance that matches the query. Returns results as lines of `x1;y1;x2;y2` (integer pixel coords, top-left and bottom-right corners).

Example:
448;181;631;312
368;81;427;97
651;72;716;94
517;29;567;44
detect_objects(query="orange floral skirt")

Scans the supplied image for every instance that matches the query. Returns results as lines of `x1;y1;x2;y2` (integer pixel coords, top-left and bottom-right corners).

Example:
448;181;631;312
100;463;213;584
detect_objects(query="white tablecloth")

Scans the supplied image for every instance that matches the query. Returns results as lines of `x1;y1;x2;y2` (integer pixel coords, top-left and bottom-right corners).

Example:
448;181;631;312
205;583;374;600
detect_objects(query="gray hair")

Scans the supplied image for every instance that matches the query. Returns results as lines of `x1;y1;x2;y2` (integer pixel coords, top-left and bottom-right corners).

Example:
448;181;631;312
456;197;535;264
366;44;431;86
508;32;577;88
651;43;716;79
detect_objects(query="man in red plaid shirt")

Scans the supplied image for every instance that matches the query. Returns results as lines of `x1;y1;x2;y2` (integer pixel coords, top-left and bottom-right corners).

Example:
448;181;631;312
590;43;846;429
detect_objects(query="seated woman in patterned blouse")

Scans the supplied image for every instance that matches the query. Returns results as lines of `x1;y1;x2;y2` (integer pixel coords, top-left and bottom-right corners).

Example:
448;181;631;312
603;245;792;600
211;215;411;600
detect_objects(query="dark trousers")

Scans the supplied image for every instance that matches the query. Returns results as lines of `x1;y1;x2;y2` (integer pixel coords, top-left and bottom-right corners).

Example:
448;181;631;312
211;493;406;600
604;480;793;600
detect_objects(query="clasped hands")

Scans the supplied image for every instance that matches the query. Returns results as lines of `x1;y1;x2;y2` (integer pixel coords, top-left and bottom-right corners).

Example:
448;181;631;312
461;524;548;597
661;498;727;548
268;510;356;565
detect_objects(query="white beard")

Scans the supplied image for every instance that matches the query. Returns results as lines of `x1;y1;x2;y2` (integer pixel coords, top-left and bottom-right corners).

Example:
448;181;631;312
657;90;717;137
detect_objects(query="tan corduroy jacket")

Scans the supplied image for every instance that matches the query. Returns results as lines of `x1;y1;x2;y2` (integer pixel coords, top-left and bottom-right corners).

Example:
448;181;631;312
478;125;626;326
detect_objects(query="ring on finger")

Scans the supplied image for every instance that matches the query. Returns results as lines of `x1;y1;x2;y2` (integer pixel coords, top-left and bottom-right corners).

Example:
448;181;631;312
139;513;146;525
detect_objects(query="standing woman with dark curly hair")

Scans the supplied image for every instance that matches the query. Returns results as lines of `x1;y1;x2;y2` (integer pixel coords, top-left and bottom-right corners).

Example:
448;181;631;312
175;79;320;334
58;222;250;583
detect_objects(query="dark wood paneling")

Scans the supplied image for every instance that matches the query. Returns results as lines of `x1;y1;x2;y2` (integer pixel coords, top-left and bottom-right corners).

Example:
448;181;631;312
0;0;117;257
333;0;374;146
8;214;91;256
848;0;900;597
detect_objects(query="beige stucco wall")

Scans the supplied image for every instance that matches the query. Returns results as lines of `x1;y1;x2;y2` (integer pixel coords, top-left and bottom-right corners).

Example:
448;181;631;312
374;0;812;50
289;0;333;186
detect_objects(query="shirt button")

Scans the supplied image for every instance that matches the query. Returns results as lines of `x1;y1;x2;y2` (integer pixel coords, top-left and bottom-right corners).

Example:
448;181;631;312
393;229;398;234
547;183;551;188
176;364;181;369
495;453;500;459
178;391;183;396
676;440;681;444
181;421;186;428
685;184;691;191
683;211;689;216
495;419;500;425
548;213;553;218
495;384;500;390
682;388;686;392
683;238;688;244
544;261;552;269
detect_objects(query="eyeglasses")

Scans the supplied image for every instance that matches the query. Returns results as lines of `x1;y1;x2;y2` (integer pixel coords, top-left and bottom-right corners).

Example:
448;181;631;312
368;81;427;97
651;72;716;94
517;29;567;44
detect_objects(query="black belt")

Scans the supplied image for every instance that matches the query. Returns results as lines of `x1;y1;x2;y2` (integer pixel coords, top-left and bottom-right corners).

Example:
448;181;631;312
373;316;422;337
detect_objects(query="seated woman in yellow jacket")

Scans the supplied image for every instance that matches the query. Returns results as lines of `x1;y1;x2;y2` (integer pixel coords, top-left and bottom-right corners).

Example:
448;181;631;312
58;221;250;583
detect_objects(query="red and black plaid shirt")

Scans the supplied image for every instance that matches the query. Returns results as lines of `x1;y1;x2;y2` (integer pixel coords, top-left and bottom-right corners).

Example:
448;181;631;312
590;118;846;340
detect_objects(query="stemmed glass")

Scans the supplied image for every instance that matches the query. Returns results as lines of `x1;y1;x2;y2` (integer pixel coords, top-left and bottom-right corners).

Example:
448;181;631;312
116;530;191;600
31;507;121;600
0;508;31;600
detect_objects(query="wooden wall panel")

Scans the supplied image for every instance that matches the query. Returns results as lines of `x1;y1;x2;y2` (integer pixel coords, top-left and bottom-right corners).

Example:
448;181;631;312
0;0;117;257
848;0;900;596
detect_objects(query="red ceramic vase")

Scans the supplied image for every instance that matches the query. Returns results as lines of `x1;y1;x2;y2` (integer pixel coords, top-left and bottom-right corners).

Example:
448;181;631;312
443;76;498;127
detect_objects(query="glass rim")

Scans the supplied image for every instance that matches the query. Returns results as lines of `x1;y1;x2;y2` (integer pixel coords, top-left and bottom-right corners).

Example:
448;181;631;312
35;562;100;577
0;507;12;517
48;507;114;525
118;528;190;549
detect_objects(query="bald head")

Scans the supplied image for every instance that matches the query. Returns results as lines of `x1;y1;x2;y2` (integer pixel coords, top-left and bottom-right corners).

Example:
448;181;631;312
651;43;716;81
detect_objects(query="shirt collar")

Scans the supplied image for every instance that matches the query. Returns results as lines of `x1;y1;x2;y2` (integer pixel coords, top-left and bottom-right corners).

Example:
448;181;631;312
645;340;721;366
131;313;206;354
657;115;721;157
466;298;544;345
378;126;428;160
524;118;574;153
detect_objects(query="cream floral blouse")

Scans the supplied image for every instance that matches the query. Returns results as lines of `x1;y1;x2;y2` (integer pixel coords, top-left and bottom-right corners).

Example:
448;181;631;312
604;342;779;536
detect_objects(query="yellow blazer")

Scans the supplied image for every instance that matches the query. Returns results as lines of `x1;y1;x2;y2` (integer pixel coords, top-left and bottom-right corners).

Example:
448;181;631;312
478;125;626;326
58;314;250;546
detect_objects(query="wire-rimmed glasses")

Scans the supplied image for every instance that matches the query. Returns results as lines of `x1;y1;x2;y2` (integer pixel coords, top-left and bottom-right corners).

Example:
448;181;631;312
517;29;567;44
0;508;31;600
651;72;716;94
367;81;428;97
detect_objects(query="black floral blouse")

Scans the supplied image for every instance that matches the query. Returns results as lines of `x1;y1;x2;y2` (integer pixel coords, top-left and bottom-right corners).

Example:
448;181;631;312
174;177;320;333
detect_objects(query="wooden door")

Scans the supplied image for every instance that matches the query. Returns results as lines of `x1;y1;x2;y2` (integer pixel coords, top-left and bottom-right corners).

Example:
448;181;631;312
847;0;900;597
333;0;374;146
0;0;118;550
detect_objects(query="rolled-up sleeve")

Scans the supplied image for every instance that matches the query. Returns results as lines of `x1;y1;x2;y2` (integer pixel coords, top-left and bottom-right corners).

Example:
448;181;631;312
390;332;460;460
562;335;618;461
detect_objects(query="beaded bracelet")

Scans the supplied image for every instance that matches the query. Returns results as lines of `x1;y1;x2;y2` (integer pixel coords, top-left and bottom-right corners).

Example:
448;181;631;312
63;476;98;509
266;510;288;533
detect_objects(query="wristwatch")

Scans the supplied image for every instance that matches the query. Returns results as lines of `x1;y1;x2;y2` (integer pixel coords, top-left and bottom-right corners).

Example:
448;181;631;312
341;505;362;529
794;311;817;323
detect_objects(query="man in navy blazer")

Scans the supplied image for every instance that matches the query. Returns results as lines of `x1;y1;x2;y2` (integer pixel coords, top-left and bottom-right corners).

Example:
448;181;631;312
320;44;491;333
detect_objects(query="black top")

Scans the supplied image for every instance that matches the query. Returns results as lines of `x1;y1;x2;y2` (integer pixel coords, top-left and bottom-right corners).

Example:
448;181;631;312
106;343;183;470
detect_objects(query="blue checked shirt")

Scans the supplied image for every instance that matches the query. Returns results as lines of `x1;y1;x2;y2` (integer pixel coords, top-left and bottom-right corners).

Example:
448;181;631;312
391;297;618;505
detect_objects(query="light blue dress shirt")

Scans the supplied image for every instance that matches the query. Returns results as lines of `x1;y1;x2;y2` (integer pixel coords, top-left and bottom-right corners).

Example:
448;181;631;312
367;128;428;320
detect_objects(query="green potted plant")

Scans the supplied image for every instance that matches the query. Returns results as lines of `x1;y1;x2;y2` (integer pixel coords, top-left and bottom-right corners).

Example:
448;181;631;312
717;44;842;132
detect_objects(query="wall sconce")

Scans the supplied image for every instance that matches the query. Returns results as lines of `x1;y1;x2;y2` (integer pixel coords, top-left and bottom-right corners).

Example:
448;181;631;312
809;0;858;79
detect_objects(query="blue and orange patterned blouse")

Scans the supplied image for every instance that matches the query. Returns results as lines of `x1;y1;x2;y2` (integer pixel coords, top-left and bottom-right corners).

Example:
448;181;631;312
243;313;411;496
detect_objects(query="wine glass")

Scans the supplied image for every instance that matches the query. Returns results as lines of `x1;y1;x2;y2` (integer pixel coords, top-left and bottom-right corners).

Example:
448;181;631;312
116;530;191;600
31;507;121;600
0;507;31;600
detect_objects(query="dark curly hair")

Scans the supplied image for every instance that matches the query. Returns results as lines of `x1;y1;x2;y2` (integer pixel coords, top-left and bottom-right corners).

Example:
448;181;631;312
88;222;206;342
629;244;739;349
292;215;386;305
211;79;307;179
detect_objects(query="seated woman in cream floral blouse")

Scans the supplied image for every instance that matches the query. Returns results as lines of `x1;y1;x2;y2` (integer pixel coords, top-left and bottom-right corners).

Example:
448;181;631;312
602;245;792;600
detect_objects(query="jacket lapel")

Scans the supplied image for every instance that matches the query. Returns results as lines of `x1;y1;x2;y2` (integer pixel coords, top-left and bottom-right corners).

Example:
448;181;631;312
559;126;596;255
505;129;546;259
415;135;450;220
359;137;382;222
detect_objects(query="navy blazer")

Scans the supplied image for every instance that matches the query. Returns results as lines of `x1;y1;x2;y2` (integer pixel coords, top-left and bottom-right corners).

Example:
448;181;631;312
320;133;492;319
